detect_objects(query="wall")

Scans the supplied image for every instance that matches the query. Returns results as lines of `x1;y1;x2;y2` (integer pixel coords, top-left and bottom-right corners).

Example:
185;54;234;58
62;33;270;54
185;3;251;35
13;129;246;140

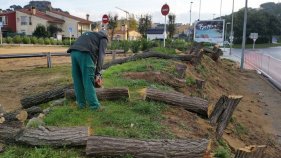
147;34;165;40
0;12;17;32
16;11;48;35
46;11;79;38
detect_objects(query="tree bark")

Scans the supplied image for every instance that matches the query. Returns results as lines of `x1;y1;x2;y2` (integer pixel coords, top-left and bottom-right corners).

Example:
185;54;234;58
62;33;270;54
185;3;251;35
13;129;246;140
103;51;194;69
234;145;266;158
209;95;243;139
0;125;89;147
142;88;209;118
123;72;186;89
26;107;43;119
86;136;209;158
21;84;73;109
65;88;129;101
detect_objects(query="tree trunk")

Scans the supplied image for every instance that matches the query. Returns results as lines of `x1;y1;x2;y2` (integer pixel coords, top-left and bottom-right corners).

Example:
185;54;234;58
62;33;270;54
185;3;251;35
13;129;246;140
234;145;266;158
26;107;43;119
209;95;243;139
0;125;89;147
2;109;28;124
103;52;194;69
142;88;208;118
21;85;73;109
0;125;22;144
65;88;129;101
123;72;186;89
86;136;209;158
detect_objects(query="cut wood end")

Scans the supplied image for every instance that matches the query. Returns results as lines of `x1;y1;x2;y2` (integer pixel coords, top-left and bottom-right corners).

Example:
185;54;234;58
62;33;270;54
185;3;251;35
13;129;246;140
138;88;147;100
0;117;5;124
207;104;213;118
88;127;92;136
228;95;243;99
16;110;28;122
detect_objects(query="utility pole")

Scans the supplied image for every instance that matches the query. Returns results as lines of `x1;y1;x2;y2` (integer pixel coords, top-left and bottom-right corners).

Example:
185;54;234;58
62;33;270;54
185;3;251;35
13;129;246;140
230;0;235;55
220;0;222;19
116;7;130;40
189;1;193;25
240;0;248;70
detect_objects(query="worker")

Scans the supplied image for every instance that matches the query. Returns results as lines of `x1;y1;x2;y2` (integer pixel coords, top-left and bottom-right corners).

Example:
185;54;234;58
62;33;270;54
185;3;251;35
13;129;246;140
67;30;108;110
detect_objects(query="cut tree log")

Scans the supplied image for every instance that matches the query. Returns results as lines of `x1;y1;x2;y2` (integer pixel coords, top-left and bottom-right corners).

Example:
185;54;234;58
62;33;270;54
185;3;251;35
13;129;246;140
1;109;28;124
234;145;267;158
26;106;43;119
196;78;205;89
102;51;195;69
208;95;243;139
65;88;129;101
86;136;209;158
21;84;72;109
142;88;209;117
123;72;186;89
0;125;89;147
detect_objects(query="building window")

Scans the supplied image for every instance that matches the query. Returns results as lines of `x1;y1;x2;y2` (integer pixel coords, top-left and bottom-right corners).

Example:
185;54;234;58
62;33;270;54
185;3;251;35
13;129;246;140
29;17;32;25
0;16;8;25
21;16;28;25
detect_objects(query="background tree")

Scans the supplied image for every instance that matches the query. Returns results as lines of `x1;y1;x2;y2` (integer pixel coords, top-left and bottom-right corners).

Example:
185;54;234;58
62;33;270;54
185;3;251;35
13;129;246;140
138;14;152;38
168;14;176;38
108;14;119;41
32;24;49;38
129;15;138;31
9;5;22;11
47;24;62;37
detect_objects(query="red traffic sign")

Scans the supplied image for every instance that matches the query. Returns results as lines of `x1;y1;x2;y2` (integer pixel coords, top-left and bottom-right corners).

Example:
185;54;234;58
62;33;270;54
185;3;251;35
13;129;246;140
161;4;170;16
102;14;109;24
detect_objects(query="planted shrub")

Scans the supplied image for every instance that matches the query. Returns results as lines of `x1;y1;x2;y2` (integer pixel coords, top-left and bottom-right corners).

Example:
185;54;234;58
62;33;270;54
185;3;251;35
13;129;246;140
6;37;13;44
44;38;51;45
2;37;6;43
13;35;22;44
22;36;31;44
63;39;70;45
131;40;141;53
50;39;57;45
57;40;63;45
38;38;45;44
30;36;38;44
121;40;130;53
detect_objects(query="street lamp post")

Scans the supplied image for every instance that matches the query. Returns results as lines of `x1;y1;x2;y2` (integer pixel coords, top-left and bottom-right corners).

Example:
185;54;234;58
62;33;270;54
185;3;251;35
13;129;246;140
220;0;222;19
240;0;248;70
230;0;235;55
189;1;193;25
224;22;231;51
198;0;201;20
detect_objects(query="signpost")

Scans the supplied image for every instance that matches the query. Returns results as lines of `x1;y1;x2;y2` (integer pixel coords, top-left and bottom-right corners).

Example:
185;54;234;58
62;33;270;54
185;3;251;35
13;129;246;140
0;22;3;45
249;33;258;49
102;14;109;24
68;27;72;46
161;4;169;47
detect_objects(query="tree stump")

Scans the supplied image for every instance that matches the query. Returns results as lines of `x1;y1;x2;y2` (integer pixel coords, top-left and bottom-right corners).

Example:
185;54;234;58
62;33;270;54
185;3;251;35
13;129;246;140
65;88;129;101
86;136;209;158
234;145;266;158
175;64;187;78
142;88;209;117
209;95;243;139
196;78;205;89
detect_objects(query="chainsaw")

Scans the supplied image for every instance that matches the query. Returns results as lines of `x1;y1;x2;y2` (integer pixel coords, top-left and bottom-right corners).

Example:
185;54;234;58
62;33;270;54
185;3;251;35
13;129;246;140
94;74;103;88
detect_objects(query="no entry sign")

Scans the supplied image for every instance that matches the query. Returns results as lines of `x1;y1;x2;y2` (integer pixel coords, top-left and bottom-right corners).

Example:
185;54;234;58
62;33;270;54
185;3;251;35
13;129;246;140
102;14;109;24
161;4;170;16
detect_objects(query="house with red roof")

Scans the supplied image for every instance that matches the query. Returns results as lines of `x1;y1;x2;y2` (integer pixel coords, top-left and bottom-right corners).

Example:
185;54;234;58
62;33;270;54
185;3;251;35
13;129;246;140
15;8;64;36
46;10;92;38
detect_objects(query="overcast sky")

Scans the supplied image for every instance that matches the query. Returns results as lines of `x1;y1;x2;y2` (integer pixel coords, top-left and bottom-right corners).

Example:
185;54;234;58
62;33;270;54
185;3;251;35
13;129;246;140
1;0;280;23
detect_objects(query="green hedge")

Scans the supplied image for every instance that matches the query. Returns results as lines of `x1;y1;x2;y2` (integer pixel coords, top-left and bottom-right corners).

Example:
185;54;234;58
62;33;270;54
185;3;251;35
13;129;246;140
30;37;38;44
22;36;31;44
13;35;22;44
38;38;45;45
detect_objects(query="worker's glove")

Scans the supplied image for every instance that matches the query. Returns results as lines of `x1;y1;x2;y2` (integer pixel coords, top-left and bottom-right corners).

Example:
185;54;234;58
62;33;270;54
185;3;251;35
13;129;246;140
94;74;103;88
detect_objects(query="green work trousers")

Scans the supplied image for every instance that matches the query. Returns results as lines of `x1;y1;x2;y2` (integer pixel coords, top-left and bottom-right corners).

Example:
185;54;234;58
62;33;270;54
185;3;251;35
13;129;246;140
70;50;100;109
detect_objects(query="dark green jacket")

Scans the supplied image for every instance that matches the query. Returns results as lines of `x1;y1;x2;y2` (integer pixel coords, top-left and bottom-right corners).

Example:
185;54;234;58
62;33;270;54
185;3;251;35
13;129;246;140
67;31;108;74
